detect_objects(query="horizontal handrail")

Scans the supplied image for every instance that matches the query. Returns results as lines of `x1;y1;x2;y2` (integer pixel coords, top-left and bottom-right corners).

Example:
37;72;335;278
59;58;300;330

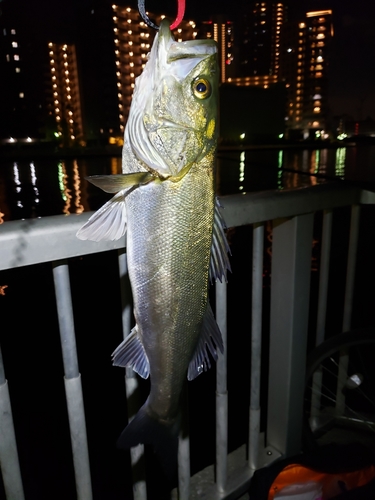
2;183;374;271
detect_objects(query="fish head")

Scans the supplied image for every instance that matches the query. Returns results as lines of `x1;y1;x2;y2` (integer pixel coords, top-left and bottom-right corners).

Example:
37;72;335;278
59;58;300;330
126;20;219;177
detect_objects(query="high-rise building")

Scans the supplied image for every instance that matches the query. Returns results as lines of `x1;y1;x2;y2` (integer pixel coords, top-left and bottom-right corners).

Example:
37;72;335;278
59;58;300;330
48;43;84;146
111;5;198;136
197;17;235;82
280;10;333;138
0;1;47;141
237;1;286;83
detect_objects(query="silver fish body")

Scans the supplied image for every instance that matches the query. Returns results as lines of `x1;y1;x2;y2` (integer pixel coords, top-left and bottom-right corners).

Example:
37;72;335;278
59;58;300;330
77;20;230;468
126;155;214;421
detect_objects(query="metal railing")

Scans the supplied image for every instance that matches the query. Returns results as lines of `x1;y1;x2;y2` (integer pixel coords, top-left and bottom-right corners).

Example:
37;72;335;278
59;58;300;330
1;182;375;499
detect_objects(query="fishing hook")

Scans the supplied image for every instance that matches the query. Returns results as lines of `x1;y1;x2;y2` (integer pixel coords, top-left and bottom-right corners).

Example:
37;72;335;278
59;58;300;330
138;0;185;30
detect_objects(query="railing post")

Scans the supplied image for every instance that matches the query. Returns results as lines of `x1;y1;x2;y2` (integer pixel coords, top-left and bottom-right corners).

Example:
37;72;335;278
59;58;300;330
335;205;361;415
311;210;333;419
249;222;264;469
52;260;93;500
177;384;190;500
342;205;360;332
118;249;147;500
0;346;25;500
267;214;314;456
216;280;228;493
315;209;333;346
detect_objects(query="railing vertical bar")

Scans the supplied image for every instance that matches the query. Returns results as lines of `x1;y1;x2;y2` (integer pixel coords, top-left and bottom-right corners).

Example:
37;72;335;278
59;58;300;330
342;204;360;332
52;260;93;500
315;209;333;346
216;280;228;493
336;205;361;415
177;384;190;500
0;346;25;500
248;222;264;470
118;249;147;500
311;210;332;419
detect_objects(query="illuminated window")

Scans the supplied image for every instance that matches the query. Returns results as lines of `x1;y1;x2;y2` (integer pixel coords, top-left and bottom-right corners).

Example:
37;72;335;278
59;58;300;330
14;54;19;60
316;33;325;39
12;41;18;48
19;92;24;98
314;107;320;113
15;67;20;73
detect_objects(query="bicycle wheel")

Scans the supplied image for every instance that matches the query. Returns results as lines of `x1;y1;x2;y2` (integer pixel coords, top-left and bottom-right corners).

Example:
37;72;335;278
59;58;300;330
303;329;375;451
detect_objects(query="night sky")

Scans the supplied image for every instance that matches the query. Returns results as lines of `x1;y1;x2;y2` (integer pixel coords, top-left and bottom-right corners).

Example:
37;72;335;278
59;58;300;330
5;0;375;119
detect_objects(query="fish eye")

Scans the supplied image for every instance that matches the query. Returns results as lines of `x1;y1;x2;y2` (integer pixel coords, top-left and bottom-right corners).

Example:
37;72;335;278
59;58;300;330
192;78;211;100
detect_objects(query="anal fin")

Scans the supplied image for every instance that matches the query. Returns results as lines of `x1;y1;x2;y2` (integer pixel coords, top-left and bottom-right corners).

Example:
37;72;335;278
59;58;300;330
187;305;223;381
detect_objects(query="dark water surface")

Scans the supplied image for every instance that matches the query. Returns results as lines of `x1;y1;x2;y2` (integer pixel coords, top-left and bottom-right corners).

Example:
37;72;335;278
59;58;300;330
1;145;375;223
1;145;375;499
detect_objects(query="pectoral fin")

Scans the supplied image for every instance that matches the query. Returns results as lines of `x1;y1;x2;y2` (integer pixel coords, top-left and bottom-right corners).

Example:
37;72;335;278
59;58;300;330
76;190;127;241
112;326;150;379
187;305;223;381
209;198;231;283
86;172;155;193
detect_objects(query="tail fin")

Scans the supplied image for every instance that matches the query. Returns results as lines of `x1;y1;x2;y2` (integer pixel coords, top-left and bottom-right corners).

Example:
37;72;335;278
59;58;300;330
117;402;180;480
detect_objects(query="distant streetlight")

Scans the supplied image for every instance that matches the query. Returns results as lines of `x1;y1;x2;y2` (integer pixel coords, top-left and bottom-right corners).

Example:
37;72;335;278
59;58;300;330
240;133;245;139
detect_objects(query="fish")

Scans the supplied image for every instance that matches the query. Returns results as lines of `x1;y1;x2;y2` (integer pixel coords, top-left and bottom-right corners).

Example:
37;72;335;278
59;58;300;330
76;19;230;473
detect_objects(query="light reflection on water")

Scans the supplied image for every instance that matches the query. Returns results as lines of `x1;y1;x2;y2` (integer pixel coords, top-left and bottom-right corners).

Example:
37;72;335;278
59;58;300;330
0;146;373;222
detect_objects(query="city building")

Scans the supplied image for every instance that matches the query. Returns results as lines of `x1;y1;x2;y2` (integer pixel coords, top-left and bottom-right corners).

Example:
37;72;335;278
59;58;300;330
0;1;47;141
111;5;198;138
236;1;285;86
47;43;84;146
197;17;235;82
280;10;333;139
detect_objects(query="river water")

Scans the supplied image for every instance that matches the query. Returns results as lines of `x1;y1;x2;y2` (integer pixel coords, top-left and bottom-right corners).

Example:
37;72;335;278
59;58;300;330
1;144;375;223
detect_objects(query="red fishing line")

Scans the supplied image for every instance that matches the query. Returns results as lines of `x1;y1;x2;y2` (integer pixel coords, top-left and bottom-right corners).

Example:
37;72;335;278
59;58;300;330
138;0;185;30
170;0;185;29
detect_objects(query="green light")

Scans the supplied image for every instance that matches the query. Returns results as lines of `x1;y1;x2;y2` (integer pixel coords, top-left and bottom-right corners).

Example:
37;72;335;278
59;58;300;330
337;133;348;141
58;162;67;201
278;133;284;139
277;150;283;190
